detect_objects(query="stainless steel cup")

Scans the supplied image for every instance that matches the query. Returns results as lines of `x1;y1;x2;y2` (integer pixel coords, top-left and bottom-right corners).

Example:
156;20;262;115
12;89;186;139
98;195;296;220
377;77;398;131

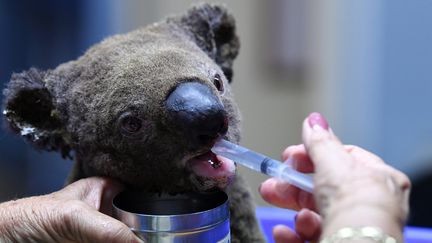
113;190;230;243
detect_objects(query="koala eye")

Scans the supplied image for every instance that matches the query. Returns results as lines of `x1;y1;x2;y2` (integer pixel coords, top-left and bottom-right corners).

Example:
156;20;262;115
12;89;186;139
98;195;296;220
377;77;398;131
119;114;142;135
213;74;224;94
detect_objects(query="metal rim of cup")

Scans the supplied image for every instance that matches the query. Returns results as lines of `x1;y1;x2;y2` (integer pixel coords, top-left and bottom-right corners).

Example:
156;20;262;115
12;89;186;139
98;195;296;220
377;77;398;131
112;190;229;232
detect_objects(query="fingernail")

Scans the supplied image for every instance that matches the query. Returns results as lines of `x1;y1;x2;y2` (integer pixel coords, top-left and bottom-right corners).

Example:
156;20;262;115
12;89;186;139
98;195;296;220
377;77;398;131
308;112;329;130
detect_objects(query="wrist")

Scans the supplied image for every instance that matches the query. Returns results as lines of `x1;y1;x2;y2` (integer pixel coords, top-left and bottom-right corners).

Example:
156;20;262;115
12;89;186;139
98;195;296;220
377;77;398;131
319;180;406;242
323;204;404;241
320;226;398;243
322;191;405;243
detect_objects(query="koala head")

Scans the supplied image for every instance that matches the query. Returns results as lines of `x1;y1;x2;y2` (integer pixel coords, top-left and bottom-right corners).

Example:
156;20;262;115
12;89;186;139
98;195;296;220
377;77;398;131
3;4;242;193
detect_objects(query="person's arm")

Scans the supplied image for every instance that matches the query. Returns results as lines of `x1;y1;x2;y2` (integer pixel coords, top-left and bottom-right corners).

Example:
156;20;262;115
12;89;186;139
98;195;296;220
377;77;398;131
260;113;410;243
0;177;143;243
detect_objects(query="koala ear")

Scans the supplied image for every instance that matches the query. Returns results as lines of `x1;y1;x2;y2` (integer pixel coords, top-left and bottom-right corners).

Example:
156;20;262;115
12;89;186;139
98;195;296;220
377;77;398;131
176;3;239;82
3;68;71;158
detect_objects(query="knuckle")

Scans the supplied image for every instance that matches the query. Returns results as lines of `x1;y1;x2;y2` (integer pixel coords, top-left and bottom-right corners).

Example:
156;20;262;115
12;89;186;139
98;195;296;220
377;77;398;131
85;177;104;189
346;144;359;153
309;131;331;145
281;145;299;160
399;173;412;190
344;144;356;153
78;177;106;190
281;147;291;159
308;133;333;157
386;167;411;190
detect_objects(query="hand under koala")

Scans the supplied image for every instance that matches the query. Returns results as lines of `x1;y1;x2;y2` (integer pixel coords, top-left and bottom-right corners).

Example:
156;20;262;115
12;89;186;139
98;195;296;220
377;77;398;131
3;4;264;243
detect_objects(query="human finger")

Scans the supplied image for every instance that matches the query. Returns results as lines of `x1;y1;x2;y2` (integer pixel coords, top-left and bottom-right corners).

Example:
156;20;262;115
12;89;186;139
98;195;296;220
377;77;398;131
61;202;142;243
273;225;303;243
59;177;125;216
294;208;322;241
260;178;316;211
282;144;315;173
302;113;353;174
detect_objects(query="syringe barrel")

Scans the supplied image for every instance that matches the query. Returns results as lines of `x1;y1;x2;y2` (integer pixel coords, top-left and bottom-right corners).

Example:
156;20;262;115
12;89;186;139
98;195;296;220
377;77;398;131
265;159;314;193
211;140;266;172
212;139;314;192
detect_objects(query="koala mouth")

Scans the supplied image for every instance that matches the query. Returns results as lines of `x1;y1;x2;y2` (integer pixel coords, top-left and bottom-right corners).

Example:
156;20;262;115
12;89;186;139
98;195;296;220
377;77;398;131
188;151;236;189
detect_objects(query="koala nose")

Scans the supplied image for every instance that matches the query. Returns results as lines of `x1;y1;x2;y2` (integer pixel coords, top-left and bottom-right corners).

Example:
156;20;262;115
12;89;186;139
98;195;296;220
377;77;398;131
166;82;228;148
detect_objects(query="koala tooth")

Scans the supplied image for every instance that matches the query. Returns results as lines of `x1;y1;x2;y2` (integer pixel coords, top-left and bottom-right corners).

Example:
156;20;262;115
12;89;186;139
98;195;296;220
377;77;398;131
208;159;222;169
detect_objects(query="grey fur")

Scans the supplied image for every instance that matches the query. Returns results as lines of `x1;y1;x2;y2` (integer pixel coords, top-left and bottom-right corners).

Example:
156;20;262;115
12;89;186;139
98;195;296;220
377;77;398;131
3;3;264;242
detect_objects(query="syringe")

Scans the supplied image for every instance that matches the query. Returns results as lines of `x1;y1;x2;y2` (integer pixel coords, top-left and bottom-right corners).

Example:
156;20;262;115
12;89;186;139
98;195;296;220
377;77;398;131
211;139;314;193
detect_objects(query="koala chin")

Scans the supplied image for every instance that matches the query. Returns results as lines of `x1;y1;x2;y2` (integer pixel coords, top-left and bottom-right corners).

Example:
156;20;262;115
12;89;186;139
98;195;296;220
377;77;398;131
3;3;265;243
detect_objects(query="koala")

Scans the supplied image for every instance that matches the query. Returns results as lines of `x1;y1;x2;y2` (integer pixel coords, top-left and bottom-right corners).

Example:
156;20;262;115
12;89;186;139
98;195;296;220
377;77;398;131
3;3;264;243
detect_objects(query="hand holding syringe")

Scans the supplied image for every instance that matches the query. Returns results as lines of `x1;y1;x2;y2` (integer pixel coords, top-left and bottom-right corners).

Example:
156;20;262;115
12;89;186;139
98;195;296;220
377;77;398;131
211;139;314;193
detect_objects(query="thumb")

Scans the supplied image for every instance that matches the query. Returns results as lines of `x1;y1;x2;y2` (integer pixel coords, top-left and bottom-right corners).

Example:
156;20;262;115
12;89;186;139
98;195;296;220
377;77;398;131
302;112;351;174
64;203;143;243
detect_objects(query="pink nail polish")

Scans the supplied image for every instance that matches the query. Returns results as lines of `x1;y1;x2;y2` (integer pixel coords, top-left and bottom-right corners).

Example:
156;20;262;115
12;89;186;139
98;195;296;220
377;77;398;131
308;112;329;130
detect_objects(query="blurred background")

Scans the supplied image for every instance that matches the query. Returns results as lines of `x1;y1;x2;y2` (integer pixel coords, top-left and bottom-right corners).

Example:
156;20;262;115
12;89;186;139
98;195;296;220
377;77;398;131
1;0;432;227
